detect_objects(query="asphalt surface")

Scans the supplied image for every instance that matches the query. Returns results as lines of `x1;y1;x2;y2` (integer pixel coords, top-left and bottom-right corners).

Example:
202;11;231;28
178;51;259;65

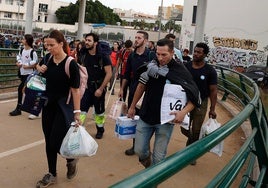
0;82;246;188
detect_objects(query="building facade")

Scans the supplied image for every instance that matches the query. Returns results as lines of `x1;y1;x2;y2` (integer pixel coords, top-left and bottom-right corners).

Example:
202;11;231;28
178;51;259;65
0;0;69;23
180;0;268;67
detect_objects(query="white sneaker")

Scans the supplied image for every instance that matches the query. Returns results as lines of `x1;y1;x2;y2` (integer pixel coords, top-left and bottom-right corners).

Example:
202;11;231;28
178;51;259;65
28;114;41;120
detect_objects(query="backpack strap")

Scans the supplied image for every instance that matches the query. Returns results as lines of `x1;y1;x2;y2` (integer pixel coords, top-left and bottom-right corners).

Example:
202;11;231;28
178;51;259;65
30;49;34;60
20;48;34;60
20;48;23;56
64;56;75;104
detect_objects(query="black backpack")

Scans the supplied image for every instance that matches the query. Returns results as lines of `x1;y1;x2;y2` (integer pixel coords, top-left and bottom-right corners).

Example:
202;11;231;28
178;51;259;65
20;48;35;60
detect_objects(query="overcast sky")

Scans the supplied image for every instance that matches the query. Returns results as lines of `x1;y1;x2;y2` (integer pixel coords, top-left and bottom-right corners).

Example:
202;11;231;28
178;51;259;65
61;0;184;15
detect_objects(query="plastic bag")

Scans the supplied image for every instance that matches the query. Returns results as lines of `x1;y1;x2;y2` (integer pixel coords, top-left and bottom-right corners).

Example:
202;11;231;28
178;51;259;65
109;98;127;120
60;125;98;159
160;83;189;128
136;93;144;109
199;118;224;157
26;74;46;91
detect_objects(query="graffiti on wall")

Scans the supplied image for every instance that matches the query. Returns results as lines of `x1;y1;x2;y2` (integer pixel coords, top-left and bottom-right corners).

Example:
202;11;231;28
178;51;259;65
208;47;267;67
213;37;258;51
207;36;267;67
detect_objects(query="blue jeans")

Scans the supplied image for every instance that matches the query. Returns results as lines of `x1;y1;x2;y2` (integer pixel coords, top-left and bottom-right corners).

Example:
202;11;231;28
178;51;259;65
134;119;174;165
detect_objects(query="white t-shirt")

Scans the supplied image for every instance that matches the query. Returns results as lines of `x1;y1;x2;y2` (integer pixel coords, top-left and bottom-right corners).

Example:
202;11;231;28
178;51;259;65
17;48;38;75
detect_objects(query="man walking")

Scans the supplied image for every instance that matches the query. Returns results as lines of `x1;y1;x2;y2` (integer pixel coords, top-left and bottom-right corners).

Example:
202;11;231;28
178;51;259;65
181;42;218;165
127;38;201;167
79;33;112;139
165;33;183;62
119;31;156;155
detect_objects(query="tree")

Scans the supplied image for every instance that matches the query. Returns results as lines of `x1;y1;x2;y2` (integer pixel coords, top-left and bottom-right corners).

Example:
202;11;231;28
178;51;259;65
55;0;121;25
165;20;181;33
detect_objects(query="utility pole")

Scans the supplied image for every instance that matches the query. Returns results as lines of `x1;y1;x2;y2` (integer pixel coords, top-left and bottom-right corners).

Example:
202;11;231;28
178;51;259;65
25;0;34;34
158;0;164;40
77;0;86;40
16;0;20;35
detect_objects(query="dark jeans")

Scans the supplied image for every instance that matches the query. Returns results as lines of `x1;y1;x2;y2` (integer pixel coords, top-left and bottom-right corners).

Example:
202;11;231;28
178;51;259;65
18;75;28;105
181;98;208;146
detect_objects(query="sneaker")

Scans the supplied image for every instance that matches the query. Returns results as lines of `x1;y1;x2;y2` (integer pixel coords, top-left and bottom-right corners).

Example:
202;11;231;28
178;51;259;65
36;173;56;188
139;156;151;168
66;159;79;180
125;147;135;156
9;109;21;116
28;114;41;120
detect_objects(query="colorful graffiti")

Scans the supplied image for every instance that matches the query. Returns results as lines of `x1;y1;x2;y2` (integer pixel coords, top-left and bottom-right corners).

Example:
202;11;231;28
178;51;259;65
208;47;267;67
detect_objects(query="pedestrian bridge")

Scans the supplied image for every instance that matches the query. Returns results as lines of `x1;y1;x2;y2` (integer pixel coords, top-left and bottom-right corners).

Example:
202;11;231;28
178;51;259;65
0;48;267;187
110;65;268;188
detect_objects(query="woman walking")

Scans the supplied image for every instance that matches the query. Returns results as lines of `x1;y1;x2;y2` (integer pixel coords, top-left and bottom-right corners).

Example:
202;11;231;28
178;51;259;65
35;30;81;188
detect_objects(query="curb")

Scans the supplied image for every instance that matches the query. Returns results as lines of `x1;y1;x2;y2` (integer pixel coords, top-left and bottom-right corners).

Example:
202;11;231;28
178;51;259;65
0;92;17;101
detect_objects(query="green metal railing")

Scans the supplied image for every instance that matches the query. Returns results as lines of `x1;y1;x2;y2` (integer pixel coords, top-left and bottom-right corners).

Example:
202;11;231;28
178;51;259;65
110;65;268;188
0;48;41;90
1;48;267;187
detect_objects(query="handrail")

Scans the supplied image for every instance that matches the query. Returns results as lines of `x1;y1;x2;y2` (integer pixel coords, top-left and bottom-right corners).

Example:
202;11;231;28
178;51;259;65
110;64;268;188
0;48;41;90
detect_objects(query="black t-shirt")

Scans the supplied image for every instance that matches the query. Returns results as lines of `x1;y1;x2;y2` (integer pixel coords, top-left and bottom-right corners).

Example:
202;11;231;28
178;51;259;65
124;48;156;96
43;56;80;102
83;53;111;83
182;55;191;64
139;75;166;125
185;62;217;100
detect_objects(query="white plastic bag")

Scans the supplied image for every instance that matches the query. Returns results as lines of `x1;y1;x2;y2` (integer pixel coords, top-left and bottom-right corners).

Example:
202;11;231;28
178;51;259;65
136;93;144;109
60;126;98;159
109;98;127;120
160;83;189;129
199;118;224;157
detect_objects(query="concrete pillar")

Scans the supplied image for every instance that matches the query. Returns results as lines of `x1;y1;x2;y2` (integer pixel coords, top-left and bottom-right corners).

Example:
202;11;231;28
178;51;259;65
77;0;86;40
25;0;34;34
193;0;207;46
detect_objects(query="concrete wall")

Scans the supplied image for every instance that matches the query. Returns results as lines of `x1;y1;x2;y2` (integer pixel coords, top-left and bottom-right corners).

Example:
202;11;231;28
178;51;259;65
181;0;268;67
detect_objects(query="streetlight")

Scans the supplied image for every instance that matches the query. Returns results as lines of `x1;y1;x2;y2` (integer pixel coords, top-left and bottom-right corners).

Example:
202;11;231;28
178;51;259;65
158;0;164;40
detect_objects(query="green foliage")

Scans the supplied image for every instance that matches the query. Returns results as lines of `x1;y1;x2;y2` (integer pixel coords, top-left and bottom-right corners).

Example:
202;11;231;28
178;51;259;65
55;0;121;25
165;20;181;33
55;3;78;24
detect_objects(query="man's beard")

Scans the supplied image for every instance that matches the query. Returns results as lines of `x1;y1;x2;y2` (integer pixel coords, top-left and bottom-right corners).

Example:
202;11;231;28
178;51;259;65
86;45;94;51
134;40;144;49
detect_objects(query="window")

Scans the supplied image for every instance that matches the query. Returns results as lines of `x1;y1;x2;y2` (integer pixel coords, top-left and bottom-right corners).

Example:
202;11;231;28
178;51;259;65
18;0;24;6
39;3;48;13
189;41;194;54
192;6;197;25
4;12;12;18
44;16;47;22
5;0;14;5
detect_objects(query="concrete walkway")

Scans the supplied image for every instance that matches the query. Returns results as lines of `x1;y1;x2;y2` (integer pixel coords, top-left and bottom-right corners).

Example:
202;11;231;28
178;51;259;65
0;84;248;188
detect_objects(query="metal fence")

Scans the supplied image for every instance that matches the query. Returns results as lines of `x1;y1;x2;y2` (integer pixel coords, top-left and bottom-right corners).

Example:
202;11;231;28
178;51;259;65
0;48;41;91
110;66;268;188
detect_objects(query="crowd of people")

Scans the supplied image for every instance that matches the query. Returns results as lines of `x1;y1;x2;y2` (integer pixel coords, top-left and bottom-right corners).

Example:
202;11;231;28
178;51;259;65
7;29;217;188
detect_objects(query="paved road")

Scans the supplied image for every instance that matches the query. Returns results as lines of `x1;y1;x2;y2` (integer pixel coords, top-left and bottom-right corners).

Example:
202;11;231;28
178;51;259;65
0;83;246;188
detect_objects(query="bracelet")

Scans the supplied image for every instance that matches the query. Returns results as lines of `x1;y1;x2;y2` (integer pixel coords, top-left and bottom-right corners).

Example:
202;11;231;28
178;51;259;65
73;110;81;113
